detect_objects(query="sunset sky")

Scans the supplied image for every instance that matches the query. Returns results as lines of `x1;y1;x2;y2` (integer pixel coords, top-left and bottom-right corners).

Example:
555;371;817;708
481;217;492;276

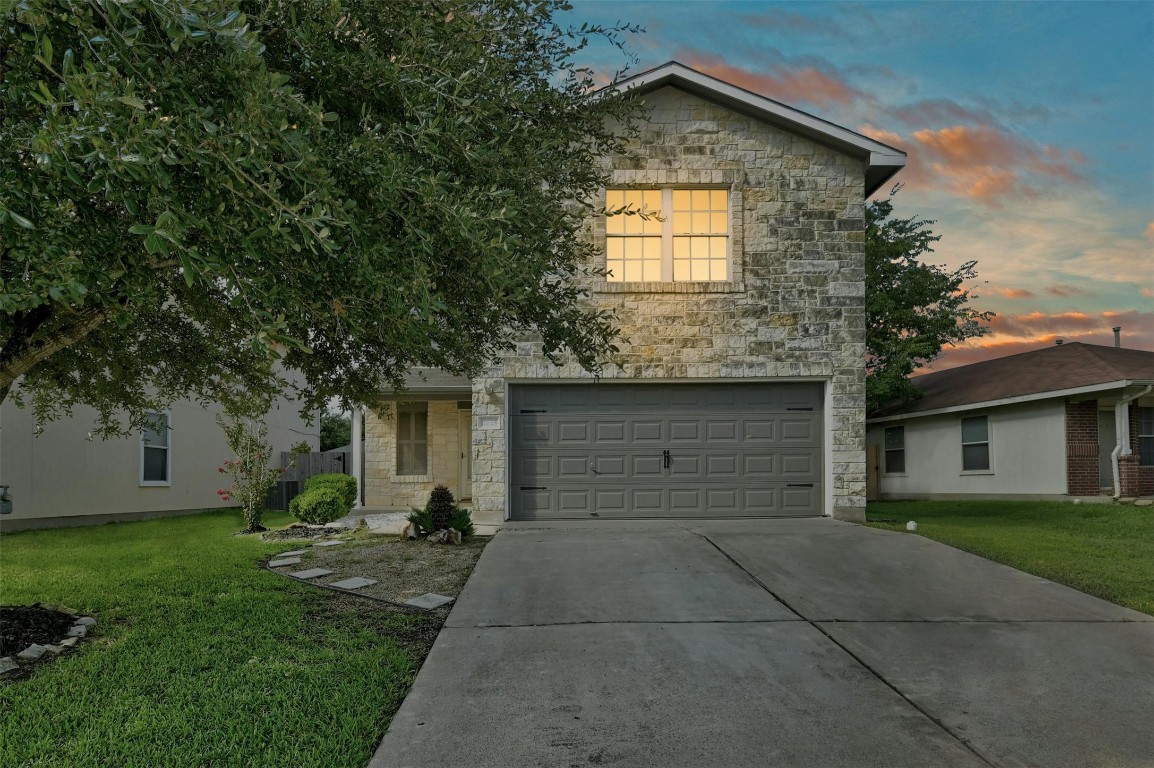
566;0;1154;369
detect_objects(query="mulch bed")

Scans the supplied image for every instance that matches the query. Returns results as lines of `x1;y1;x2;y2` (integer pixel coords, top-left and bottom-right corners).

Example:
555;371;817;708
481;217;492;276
261;525;343;541
0;605;77;657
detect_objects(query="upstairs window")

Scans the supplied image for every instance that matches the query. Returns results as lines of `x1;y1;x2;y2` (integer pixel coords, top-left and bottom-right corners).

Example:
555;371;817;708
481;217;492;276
141;411;171;485
396;403;429;476
883;426;905;474
606;189;729;282
961;415;991;472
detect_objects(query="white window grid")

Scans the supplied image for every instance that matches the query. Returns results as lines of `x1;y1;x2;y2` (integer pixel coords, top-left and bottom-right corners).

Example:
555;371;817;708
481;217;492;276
605;188;730;283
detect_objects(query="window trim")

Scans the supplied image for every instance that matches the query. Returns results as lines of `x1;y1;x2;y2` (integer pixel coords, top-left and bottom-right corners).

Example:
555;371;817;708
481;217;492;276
882;425;906;476
395;402;430;478
605;187;732;284
140;409;172;487
960;414;993;474
1139;406;1154;468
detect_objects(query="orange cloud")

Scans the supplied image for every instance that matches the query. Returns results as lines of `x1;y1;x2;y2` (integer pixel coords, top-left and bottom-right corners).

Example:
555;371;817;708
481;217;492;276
1142;288;1154;298
1047;283;1091;297
991;287;1036;299
1146;222;1154;239
679;54;859;108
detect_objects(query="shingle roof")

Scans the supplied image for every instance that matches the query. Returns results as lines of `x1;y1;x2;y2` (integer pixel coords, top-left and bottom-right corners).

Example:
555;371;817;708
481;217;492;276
870;343;1154;419
401;368;471;392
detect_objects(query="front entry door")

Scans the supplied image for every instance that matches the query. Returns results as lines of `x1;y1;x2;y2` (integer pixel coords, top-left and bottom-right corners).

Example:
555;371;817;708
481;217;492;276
1098;409;1116;489
458;410;473;501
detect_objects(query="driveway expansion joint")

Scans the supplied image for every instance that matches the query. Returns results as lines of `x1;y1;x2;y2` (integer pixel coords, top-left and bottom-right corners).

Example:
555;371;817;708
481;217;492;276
680;523;1002;768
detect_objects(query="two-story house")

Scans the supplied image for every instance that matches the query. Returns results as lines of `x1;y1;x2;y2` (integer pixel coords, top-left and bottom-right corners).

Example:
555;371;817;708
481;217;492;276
354;62;906;526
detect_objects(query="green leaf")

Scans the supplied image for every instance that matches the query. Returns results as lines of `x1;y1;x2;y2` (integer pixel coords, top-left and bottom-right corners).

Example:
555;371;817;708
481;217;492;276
8;211;34;229
129;224;155;235
117;96;147;110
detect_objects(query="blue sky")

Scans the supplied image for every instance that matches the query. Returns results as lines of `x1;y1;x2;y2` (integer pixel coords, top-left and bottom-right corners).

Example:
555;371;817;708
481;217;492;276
564;0;1154;366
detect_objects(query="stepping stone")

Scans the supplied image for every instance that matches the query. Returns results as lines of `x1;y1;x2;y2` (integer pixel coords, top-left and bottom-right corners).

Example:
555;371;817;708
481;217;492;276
328;577;378;590
313;540;345;547
405;593;455;610
288;568;335;580
268;557;302;568
279;550;308;557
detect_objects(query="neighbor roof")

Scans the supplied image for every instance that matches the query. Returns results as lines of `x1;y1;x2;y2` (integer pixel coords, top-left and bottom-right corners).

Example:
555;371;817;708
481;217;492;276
612;61;907;196
869;343;1154;422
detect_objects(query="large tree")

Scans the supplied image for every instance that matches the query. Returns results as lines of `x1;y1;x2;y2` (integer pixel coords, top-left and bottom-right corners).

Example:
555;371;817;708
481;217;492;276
865;189;994;412
0;0;638;434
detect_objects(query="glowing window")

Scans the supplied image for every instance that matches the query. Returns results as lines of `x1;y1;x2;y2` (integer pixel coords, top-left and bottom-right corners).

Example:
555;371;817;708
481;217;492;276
605;189;729;282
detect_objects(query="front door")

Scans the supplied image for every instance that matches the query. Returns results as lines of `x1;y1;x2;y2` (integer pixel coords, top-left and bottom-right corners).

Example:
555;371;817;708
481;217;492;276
1098;409;1116;488
458;410;473;501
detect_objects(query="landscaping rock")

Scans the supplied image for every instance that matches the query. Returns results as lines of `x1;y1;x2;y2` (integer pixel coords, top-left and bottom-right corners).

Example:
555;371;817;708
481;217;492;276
67;624;88;638
60;637;79;648
268;557;302;568
427;529;448;544
1136;499;1153;507
17;644;47;661
0;657;19;676
75;617;97;627
45;644;67;655
447;529;462;545
401;522;417;540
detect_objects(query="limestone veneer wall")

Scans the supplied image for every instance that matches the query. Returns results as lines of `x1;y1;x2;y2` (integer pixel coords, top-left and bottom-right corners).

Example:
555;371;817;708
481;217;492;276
470;85;869;525
364;401;468;509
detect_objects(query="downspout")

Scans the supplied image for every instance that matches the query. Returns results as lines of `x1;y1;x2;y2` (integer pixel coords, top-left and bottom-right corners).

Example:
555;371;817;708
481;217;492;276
1112;384;1152;498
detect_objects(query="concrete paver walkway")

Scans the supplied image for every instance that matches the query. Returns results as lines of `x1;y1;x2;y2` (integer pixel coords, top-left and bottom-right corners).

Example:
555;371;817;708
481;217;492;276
370;518;1154;768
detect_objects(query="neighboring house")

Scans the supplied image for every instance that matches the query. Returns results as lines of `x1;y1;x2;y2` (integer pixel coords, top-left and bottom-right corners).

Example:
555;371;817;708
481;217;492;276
865;342;1154;501
356;61;907;525
0;396;319;531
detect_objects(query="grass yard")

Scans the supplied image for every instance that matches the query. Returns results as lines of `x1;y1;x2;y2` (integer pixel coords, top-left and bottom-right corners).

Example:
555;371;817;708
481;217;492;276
867;500;1154;616
0;510;481;768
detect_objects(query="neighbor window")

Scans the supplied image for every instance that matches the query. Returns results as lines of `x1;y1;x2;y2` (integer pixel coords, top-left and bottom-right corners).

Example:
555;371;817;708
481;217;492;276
961;415;990;472
141;411;170;485
396;403;429;475
1140;407;1154;467
883;426;905;474
606;188;729;282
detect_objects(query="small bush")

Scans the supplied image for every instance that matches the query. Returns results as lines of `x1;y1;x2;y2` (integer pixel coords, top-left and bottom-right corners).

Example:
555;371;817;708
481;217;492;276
407;507;434;536
427;485;455;530
305;473;357;510
449;507;475;538
290;487;346;524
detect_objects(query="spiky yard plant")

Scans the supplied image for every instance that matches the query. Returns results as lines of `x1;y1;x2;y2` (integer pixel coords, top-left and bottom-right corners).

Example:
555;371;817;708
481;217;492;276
427;485;456;531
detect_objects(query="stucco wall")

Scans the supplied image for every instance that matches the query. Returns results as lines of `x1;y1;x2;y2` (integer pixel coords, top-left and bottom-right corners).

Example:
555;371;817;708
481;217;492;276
865;399;1068;498
364;401;468;509
1;395;318;528
470;85;869;525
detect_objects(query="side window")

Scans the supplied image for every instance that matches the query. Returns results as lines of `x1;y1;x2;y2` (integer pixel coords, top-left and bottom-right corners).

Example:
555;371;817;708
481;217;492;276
141;411;171;485
961;415;990;472
1139;407;1154;467
396;403;429;476
883;426;905;474
605;188;730;282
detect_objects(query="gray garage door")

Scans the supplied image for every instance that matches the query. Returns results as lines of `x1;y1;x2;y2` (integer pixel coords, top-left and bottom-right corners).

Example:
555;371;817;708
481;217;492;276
509;382;823;520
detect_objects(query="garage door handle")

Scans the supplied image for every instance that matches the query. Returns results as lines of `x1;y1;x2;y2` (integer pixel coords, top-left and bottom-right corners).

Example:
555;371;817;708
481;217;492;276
786;483;814;488
786;407;813;411
520;409;547;414
520;486;547;491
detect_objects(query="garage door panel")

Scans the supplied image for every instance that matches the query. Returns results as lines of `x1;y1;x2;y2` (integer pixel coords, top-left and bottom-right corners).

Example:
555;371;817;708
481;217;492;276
509;383;824;519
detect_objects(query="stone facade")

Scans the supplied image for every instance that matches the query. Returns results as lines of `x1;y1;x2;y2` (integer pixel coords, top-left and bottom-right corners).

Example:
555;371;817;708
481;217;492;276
470;86;869;525
364;401;470;509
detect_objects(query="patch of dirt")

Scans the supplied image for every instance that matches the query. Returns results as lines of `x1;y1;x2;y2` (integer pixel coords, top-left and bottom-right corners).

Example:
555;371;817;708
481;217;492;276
261;524;344;541
0;605;77;657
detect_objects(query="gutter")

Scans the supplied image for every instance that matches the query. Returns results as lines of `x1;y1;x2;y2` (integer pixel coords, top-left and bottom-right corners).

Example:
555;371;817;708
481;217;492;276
1112;384;1152;498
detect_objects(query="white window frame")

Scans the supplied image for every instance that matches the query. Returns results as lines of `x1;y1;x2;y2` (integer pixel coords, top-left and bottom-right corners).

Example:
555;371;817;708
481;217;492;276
960;414;993;474
605;188;731;283
396;402;430;478
1139;406;1154;468
140;410;172;487
883;425;906;475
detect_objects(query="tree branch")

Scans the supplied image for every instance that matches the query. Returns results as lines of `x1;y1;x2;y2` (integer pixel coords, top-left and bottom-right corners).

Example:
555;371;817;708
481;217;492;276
0;305;114;393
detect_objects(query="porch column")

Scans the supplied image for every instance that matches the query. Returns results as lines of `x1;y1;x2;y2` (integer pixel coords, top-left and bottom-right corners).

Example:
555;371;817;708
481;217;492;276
351;407;363;508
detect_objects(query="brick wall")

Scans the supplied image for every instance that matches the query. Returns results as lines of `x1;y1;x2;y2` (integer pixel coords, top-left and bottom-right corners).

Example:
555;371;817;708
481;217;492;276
1065;400;1099;496
1127;402;1154;496
471;86;869;524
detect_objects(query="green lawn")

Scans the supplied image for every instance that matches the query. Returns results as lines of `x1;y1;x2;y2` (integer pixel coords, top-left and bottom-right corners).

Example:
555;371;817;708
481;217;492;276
867;500;1154;616
0;510;438;768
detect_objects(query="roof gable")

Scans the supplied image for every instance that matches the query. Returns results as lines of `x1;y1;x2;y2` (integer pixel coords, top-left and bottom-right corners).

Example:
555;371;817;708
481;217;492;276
613;62;906;196
870;343;1154;420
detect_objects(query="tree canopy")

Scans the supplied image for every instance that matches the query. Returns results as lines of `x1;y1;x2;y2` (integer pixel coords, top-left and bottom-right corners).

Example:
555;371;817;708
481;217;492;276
865;189;994;412
0;0;639;434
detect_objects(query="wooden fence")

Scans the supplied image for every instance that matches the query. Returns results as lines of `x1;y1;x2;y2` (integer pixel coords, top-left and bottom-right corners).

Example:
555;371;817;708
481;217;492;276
266;450;356;511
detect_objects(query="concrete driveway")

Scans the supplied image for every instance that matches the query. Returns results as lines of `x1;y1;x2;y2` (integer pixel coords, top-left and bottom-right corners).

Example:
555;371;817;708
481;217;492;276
369;518;1154;768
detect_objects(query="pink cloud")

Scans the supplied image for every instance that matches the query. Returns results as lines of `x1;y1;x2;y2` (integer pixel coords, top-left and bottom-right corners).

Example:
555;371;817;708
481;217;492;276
1047;283;1091;297
679;53;860;109
991;286;1036;299
1145;222;1154;239
1142;288;1154;298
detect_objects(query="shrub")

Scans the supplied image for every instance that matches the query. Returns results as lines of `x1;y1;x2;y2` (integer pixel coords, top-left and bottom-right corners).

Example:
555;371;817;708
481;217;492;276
289;487;346;524
449;507;475;538
305;473;357;510
427;485;455;530
407;507;434;536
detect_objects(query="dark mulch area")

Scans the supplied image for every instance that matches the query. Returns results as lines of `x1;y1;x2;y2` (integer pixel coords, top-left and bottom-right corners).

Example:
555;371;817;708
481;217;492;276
261;525;341;541
1;605;76;656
